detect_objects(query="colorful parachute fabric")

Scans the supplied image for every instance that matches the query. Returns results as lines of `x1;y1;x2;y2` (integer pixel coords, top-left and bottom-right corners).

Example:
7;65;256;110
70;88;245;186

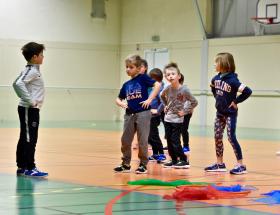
127;179;255;201
213;184;257;192
164;185;252;201
255;190;280;205
127;178;209;186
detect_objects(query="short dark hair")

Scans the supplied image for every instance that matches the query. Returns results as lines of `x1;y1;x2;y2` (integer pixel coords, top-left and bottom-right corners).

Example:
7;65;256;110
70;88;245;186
163;62;181;75
149;68;163;82
179;73;184;84
140;59;148;73
21;42;45;62
141;59;148;68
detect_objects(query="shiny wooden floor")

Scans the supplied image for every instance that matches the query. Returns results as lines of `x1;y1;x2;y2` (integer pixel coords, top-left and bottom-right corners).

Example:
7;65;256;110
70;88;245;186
0;123;280;215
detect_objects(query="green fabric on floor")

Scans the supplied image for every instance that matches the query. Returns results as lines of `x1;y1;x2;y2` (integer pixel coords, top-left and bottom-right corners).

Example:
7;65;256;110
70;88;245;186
128;178;209;186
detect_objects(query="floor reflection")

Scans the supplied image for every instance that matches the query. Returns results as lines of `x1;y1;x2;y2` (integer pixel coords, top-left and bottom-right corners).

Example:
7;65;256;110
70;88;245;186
16;177;47;215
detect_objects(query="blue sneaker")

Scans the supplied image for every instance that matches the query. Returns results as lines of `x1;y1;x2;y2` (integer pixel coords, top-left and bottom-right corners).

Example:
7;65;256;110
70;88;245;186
157;154;166;161
230;164;247;175
24;168;48;177
16;168;26;176
204;163;227;172
148;154;159;161
183;147;190;153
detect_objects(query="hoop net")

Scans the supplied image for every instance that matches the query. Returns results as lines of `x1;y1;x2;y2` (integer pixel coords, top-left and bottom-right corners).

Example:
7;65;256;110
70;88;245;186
251;17;274;36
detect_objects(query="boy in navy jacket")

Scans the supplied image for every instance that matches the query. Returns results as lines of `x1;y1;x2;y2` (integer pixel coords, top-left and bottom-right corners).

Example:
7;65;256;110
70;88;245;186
114;55;161;174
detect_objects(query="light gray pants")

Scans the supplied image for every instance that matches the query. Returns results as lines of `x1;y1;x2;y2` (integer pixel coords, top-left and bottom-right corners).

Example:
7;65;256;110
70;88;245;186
121;110;151;166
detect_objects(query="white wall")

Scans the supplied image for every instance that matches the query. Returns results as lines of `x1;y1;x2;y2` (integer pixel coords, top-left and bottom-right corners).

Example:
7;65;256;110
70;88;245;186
0;0;279;129
120;0;210;127
207;36;280;129
121;0;202;44
0;0;121;122
0;0;121;44
120;0;280;129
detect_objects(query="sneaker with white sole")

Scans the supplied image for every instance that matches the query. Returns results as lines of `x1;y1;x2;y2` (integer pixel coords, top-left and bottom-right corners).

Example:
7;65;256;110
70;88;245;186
230;164;247;175
135;164;147;174
114;164;131;173
24;168;48;177
204;163;227;172
173;160;190;169
162;160;176;168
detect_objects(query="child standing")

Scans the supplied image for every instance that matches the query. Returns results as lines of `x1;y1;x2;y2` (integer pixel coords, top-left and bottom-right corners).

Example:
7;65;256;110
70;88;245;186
13;42;48;177
148;68;166;162
205;52;252;175
132;59;148;150
178;74;195;154
161;63;198;169
114;54;161;174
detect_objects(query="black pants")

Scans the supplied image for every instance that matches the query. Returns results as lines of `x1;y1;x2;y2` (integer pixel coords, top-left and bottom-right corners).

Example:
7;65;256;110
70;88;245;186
181;113;192;148
16;106;40;170
164;122;187;162
148;115;164;155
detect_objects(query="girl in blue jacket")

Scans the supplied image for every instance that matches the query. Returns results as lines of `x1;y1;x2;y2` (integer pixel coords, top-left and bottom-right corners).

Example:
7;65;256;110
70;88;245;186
205;52;252;175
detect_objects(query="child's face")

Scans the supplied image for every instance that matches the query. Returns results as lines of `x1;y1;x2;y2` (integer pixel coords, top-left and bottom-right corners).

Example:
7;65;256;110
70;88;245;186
165;68;180;84
126;63;139;78
31;51;44;65
139;64;147;74
215;61;226;73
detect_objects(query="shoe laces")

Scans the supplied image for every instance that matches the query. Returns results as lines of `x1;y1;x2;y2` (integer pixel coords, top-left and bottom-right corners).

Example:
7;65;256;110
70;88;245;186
33;167;44;173
233;164;244;169
209;163;219;167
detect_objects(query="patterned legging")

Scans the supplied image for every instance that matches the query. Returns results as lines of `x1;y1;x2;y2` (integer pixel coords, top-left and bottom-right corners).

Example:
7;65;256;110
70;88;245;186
214;115;243;160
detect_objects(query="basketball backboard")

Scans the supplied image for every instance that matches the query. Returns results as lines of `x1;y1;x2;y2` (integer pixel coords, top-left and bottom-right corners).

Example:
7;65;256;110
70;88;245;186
256;0;280;24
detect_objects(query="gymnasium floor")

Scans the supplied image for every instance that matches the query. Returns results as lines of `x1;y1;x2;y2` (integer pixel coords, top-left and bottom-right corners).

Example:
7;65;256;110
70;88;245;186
0;121;279;215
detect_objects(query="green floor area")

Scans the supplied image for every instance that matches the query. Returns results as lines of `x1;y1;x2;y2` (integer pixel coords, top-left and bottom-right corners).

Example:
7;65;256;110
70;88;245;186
1;120;280;141
0;174;275;215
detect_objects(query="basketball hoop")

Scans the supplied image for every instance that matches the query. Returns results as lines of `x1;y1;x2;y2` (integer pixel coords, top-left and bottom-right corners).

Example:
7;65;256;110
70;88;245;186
251;17;274;24
251;17;274;36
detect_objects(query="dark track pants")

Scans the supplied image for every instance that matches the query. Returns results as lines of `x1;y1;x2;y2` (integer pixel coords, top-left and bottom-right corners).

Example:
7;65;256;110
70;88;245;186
181;113;192;148
164;121;187;162
148;115;164;155
16;106;40;170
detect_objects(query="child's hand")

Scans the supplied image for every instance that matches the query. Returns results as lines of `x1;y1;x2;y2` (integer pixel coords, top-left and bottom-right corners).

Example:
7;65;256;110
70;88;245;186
177;110;185;117
140;98;152;109
229;101;238;109
151;109;158;114
164;106;168;113
31;101;37;108
119;101;128;109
